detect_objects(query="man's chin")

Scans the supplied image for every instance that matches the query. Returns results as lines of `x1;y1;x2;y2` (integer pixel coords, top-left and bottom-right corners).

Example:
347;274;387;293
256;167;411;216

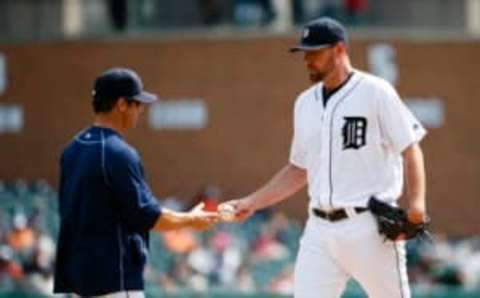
309;73;323;83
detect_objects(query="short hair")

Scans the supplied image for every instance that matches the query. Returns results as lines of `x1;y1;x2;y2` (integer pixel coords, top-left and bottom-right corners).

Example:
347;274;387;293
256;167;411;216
92;96;119;113
92;97;140;113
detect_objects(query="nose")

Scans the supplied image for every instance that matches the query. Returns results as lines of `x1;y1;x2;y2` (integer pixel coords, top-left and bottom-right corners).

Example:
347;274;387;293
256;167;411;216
304;55;314;68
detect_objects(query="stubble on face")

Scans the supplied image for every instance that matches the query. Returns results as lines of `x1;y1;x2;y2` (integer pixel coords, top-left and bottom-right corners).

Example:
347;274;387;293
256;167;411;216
309;72;326;83
305;48;335;83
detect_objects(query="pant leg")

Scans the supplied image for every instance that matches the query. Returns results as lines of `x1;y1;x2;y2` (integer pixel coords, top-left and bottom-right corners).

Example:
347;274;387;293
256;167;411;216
294;218;349;298
333;212;411;298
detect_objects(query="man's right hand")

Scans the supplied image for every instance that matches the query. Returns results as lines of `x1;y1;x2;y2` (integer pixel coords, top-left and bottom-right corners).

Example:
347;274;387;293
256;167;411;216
187;202;220;231
154;203;218;232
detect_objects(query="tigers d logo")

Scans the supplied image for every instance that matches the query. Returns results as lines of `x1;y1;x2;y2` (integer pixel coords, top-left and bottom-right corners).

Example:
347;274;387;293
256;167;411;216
342;117;367;150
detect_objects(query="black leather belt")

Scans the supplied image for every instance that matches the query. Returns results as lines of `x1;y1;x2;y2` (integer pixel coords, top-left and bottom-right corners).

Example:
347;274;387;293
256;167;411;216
312;207;368;222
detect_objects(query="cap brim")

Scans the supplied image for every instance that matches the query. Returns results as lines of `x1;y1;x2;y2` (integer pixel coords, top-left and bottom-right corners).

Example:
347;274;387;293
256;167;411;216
132;91;158;104
289;44;332;53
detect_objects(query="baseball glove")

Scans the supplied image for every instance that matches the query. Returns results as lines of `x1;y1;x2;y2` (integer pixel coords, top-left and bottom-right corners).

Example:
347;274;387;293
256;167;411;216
368;197;431;241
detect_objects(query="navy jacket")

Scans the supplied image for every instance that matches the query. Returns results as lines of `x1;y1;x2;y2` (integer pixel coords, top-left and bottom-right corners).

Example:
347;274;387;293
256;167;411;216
54;126;162;296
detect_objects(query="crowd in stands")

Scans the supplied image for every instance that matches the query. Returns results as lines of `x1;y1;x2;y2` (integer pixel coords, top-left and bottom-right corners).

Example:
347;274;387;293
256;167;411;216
0;180;57;296
1;180;480;296
197;0;370;27
108;0;370;32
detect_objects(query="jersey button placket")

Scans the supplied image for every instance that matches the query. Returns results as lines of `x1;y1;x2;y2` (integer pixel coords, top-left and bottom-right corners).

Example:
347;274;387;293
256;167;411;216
326;105;336;210
319;112;331;209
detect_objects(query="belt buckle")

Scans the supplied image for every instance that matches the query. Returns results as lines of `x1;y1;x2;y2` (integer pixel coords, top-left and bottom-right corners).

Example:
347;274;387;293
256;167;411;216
325;211;334;221
327;209;343;221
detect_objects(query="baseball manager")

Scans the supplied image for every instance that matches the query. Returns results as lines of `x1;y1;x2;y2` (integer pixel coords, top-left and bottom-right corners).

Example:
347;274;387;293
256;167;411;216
53;68;218;297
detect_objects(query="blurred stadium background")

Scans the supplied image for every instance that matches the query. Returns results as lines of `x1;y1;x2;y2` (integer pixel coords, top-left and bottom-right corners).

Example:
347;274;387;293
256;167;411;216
1;0;480;297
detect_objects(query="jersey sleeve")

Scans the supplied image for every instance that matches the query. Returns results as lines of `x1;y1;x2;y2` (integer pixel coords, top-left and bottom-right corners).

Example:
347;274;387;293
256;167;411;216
289;98;307;168
378;84;427;153
106;147;162;233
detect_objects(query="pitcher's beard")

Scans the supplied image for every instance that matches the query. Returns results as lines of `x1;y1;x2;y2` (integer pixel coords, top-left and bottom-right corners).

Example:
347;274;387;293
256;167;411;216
309;72;326;83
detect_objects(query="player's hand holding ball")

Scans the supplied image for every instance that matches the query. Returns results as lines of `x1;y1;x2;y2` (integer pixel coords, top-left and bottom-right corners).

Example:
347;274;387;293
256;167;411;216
218;198;255;222
218;203;236;222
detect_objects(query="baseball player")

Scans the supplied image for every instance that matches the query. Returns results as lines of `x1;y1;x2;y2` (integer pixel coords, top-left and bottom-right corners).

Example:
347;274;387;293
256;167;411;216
53;68;219;298
222;17;428;298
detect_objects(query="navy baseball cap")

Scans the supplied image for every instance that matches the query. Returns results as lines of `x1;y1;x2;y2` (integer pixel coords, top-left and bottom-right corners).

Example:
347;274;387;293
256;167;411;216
290;17;348;52
92;68;158;103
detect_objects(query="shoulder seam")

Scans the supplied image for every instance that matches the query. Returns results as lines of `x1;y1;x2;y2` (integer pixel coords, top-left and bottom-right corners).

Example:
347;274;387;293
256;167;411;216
100;130;111;186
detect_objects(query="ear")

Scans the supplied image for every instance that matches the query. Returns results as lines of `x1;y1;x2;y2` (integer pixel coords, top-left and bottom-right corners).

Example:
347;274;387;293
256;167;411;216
336;42;348;55
116;97;128;112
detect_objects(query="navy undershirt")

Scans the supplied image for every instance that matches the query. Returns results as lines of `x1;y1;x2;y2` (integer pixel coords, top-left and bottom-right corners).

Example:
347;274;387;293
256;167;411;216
322;72;354;107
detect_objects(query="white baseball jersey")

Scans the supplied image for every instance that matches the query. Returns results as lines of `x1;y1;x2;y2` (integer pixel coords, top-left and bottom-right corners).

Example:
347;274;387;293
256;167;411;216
289;70;426;211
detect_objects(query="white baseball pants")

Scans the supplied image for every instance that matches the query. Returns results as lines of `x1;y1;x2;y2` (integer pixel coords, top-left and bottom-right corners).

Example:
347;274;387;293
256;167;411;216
294;210;410;298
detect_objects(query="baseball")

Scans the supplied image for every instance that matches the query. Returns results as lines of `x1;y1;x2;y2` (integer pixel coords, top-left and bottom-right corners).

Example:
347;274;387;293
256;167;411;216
218;204;236;222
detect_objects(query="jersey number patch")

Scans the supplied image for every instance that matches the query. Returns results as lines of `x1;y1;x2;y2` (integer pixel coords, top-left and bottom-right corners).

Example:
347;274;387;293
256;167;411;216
342;117;367;150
